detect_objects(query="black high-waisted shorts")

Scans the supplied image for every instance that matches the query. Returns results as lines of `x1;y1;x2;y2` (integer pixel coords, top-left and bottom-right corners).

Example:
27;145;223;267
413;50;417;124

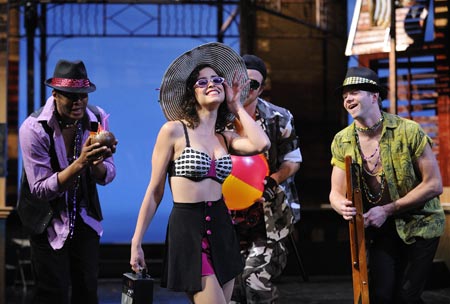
161;198;243;292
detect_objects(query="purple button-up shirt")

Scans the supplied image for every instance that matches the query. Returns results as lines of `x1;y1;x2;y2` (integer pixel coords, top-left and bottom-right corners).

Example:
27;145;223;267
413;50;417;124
19;96;116;249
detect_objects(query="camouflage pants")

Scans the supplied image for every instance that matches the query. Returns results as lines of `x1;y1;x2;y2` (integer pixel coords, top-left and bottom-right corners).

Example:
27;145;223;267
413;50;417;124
231;240;288;304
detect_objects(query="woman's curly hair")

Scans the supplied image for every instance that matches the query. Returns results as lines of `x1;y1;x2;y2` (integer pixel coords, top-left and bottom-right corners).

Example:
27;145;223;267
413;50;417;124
179;64;232;131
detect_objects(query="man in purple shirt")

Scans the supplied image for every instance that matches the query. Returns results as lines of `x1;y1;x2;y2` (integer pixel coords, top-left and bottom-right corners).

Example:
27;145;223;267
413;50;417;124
18;59;117;303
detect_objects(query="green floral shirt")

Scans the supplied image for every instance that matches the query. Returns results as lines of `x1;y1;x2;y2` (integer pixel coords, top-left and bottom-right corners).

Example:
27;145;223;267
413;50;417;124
331;112;445;244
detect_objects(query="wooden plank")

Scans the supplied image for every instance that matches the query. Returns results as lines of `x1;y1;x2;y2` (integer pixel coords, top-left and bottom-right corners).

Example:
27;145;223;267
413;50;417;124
345;156;370;304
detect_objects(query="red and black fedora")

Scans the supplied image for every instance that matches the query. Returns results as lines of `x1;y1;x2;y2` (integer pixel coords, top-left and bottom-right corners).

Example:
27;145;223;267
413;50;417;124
45;59;96;93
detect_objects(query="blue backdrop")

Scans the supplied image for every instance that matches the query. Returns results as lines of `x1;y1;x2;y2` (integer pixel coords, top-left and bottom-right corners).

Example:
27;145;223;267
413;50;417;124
18;37;239;244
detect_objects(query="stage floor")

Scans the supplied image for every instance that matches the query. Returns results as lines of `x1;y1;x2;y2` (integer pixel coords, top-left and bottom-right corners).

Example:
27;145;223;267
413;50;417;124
6;275;450;304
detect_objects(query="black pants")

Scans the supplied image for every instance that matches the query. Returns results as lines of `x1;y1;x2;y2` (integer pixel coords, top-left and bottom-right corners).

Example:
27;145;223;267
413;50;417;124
367;220;440;304
30;216;100;304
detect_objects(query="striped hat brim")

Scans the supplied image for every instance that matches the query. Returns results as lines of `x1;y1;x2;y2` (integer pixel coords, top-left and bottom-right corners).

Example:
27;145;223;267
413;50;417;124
335;66;388;100
159;42;249;121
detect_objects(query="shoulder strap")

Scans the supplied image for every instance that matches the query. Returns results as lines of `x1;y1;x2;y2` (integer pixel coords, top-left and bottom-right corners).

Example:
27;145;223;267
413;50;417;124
19;109;60;212
179;121;190;147
29;107;60;171
40;121;60;172
87;104;101;122
87;104;102;132
30;106;44;118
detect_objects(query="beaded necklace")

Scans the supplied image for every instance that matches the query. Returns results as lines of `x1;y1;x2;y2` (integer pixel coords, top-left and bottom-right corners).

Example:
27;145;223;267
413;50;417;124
56;109;78;129
355;116;383;133
67;120;82;238
361;171;385;204
355;131;382;175
362;154;382;176
355;130;385;204
59;120;78;129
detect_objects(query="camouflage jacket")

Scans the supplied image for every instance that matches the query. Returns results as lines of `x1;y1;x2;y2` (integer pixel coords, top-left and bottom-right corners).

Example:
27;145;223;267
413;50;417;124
231;98;301;243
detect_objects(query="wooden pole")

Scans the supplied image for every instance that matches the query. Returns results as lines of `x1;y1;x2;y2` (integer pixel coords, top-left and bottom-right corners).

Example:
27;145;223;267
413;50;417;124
345;156;370;304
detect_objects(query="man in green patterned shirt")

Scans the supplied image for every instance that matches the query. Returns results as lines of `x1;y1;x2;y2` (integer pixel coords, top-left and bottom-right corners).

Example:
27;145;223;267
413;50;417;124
329;66;445;304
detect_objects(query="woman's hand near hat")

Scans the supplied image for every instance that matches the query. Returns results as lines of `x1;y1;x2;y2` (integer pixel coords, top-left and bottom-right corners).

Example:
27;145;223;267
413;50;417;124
223;70;250;116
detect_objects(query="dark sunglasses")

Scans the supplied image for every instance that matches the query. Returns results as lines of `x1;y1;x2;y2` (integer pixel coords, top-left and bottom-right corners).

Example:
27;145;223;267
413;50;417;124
195;76;225;88
250;79;261;91
57;90;88;101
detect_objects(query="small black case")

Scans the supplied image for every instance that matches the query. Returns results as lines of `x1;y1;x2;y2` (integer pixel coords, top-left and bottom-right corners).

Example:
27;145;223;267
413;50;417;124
121;269;154;304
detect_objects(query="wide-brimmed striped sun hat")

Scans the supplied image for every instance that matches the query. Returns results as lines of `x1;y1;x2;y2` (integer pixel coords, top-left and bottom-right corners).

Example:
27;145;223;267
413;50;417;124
336;66;387;100
159;42;249;121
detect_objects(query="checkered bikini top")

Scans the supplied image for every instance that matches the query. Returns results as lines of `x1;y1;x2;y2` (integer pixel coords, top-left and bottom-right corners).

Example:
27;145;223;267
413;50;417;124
168;121;233;183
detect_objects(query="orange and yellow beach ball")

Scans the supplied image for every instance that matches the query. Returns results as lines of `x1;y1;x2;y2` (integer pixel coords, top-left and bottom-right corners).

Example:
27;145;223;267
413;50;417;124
222;154;269;210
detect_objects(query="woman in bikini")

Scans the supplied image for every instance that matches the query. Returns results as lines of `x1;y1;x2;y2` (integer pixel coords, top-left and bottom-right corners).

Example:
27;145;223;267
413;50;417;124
130;42;270;304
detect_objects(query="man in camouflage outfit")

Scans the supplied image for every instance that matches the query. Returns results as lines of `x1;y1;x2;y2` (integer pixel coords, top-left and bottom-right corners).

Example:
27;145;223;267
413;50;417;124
230;55;302;304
